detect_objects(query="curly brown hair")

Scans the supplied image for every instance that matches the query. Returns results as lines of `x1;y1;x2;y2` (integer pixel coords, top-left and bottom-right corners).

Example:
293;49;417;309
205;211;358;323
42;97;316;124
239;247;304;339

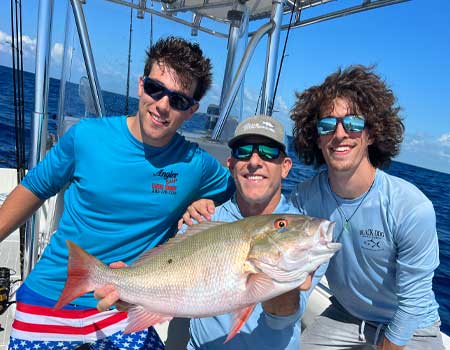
144;36;212;101
291;65;404;168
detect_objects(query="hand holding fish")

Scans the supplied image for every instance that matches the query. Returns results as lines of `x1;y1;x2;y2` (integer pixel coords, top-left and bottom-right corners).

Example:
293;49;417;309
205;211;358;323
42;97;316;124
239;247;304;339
177;198;215;228
94;261;126;312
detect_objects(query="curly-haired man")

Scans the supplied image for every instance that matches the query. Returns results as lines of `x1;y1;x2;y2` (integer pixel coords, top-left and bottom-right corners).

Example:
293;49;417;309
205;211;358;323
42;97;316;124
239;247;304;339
0;37;234;349
290;65;444;350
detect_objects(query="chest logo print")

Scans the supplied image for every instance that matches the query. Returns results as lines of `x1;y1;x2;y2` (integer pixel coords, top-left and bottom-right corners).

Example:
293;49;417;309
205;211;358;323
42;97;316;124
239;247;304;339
360;229;385;251
152;169;179;195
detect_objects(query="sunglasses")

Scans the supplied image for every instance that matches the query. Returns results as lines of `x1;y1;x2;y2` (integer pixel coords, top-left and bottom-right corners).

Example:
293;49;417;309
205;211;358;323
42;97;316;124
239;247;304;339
231;144;283;161
317;115;366;136
143;77;197;111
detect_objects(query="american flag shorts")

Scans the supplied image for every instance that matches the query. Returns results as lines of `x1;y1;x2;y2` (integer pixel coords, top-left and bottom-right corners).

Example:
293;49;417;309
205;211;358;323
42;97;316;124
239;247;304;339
8;285;165;350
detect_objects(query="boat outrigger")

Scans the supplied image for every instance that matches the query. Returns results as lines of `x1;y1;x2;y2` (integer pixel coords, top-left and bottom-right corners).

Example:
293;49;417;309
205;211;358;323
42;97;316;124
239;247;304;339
1;0;449;348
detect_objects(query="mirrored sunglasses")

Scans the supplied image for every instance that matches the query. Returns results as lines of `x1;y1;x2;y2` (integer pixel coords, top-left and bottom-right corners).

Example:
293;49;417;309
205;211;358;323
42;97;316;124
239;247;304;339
317;115;366;136
231;144;282;161
143;77;197;111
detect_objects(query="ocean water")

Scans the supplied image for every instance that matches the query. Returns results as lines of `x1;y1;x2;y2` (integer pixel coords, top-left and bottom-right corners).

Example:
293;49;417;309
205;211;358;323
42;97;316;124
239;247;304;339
0;65;449;334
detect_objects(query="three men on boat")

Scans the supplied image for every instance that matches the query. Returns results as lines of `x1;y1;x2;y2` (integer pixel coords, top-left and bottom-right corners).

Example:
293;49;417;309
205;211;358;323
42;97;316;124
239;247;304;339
0;34;445;350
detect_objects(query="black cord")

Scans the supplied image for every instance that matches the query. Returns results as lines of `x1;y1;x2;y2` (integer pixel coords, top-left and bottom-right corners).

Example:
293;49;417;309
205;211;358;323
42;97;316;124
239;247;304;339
10;0;26;280
270;0;301;113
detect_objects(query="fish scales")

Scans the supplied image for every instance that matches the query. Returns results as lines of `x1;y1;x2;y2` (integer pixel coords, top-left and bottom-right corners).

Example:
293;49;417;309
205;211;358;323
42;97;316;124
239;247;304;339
56;214;341;339
109;220;255;315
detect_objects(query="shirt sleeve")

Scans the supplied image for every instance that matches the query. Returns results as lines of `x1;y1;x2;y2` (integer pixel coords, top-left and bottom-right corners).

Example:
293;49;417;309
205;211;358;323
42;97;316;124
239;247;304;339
21;124;77;200
263;303;303;330
384;200;440;345
198;151;235;205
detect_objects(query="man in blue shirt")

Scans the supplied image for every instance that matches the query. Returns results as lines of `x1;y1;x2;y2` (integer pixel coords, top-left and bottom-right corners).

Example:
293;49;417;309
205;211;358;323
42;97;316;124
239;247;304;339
95;114;315;350
0;37;234;349
290;65;444;350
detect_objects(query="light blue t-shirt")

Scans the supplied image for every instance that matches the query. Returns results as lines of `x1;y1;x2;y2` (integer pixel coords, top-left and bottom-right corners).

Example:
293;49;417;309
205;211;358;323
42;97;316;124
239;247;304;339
187;194;312;350
22;116;234;307
290;169;441;346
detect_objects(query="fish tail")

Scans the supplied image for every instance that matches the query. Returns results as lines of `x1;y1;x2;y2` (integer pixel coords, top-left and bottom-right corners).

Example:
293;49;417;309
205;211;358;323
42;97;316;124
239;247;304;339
54;240;104;309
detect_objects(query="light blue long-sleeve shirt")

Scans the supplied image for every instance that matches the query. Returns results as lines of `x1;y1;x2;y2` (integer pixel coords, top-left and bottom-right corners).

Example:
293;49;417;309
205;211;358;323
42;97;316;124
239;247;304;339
187;194;312;350
290;169;441;346
21;116;234;307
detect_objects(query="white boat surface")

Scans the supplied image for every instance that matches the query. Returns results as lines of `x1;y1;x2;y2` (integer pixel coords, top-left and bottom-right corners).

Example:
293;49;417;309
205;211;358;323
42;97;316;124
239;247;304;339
1;0;450;348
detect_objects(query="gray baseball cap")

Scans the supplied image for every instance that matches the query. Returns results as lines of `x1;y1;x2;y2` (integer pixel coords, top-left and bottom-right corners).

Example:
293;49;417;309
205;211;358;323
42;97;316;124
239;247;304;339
228;115;286;152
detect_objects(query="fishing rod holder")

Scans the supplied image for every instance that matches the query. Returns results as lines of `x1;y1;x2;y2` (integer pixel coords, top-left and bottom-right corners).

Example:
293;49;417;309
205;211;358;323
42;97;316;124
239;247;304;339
0;267;14;316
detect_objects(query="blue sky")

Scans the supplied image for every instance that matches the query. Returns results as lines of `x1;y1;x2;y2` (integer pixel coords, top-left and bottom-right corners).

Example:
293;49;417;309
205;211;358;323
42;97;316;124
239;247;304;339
0;0;449;174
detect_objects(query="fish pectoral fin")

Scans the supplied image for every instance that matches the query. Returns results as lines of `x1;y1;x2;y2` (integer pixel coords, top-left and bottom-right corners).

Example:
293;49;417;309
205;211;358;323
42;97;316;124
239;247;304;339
225;304;256;343
246;272;274;300
124;305;173;334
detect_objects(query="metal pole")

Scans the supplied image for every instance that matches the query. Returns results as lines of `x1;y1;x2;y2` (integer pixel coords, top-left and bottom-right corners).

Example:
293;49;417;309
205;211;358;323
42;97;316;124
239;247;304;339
24;0;54;279
260;0;284;116
70;0;106;116
212;22;272;140
219;10;243;109
57;0;75;138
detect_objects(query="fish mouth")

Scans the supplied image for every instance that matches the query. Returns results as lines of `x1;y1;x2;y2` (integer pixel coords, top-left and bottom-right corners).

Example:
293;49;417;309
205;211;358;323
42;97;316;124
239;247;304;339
318;220;335;243
313;221;341;255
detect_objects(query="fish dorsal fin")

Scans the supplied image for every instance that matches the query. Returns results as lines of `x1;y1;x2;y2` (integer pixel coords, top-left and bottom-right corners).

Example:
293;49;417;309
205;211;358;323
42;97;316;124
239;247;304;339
225;304;256;343
133;221;228;265
182;221;228;236
123;305;173;334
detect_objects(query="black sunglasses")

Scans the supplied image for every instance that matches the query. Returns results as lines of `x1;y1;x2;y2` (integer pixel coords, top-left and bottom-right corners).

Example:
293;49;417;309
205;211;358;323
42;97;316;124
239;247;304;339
317;115;365;136
231;143;283;161
143;77;197;111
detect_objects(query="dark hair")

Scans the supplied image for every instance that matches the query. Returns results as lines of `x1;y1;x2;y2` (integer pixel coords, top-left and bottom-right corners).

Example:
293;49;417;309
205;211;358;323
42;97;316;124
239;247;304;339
291;65;404;168
144;36;212;101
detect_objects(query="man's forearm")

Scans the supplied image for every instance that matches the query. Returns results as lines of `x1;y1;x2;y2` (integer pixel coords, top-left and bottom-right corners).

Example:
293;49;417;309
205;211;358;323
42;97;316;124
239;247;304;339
377;335;405;350
0;185;44;243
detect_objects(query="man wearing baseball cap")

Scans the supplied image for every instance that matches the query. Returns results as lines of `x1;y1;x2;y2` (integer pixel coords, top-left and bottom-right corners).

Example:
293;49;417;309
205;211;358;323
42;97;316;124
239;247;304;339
185;115;311;349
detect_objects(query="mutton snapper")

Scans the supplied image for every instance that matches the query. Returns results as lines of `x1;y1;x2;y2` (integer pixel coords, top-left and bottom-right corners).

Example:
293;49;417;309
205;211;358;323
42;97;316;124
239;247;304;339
55;214;340;342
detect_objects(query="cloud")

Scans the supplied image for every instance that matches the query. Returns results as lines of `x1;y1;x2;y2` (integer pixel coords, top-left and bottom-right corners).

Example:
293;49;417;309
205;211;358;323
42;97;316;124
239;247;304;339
437;133;450;147
398;132;450;174
0;31;36;58
51;43;64;64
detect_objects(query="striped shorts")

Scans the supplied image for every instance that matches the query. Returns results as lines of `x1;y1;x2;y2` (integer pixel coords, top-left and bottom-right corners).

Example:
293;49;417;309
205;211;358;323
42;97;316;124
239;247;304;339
8;284;165;350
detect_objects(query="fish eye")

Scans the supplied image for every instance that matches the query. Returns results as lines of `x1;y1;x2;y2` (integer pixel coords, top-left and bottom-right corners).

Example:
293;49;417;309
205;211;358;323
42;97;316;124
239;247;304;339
274;219;288;229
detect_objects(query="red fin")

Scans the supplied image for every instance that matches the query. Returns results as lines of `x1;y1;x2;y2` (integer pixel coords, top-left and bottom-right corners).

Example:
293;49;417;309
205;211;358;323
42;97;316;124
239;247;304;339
224;304;256;343
54;240;103;309
124;305;173;334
